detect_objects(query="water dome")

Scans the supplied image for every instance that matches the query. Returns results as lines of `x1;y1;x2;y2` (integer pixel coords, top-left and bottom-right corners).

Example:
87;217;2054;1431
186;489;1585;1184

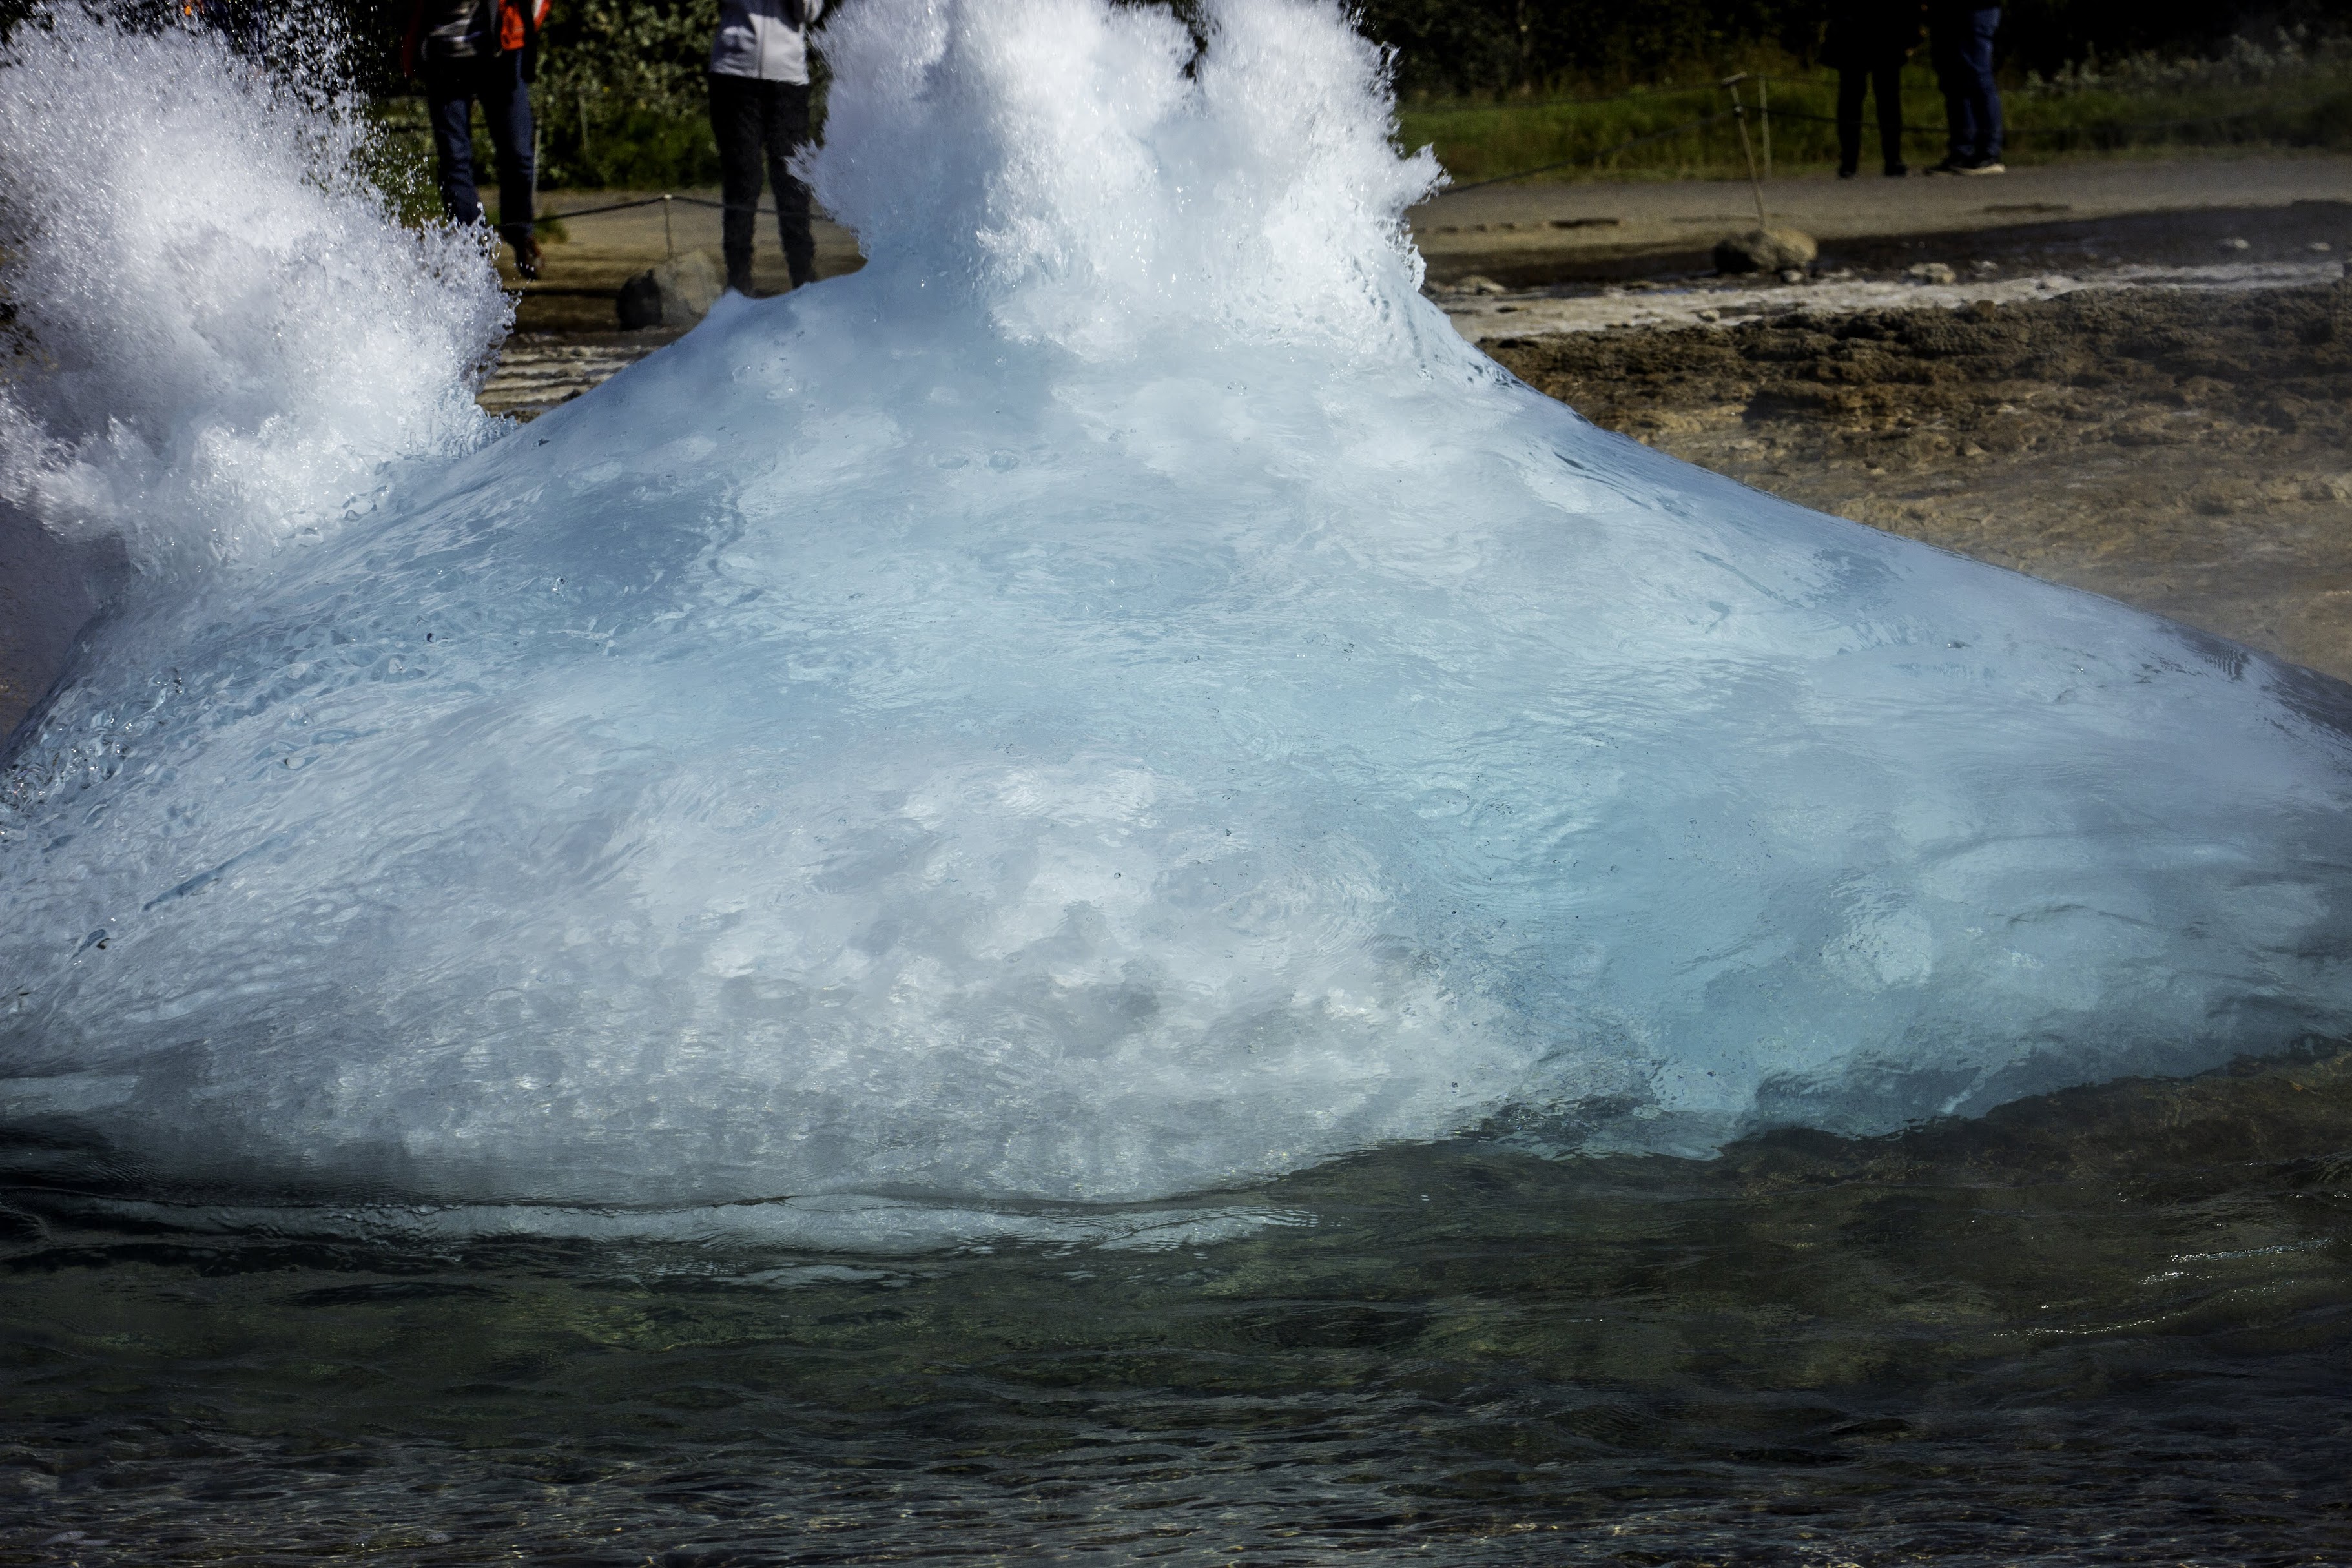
5;0;2352;1241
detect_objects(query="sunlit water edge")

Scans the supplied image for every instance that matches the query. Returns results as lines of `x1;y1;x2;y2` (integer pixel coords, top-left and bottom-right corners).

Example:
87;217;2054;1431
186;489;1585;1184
3;1046;2346;1565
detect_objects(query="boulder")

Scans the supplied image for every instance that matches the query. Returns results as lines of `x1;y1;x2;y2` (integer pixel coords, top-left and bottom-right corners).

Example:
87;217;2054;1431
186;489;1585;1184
1712;227;1816;275
617;249;723;329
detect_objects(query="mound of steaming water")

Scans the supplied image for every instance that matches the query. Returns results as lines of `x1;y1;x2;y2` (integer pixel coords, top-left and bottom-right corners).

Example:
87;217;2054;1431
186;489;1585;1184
6;0;2352;1225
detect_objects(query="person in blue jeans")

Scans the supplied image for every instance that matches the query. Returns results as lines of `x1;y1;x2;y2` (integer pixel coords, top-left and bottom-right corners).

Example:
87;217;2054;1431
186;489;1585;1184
405;0;550;276
1928;4;2005;174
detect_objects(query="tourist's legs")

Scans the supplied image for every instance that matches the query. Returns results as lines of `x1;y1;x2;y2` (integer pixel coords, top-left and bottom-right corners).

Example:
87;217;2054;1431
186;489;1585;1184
1958;8;2003;162
708;71;763;292
1930;17;1968;165
476;52;537;248
424;61;482;225
1835;67;1866;176
1872;59;1906;172
761;81;816;287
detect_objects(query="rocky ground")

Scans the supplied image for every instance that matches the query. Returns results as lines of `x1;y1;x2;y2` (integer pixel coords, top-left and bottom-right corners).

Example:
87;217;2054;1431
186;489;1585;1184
1489;277;2352;679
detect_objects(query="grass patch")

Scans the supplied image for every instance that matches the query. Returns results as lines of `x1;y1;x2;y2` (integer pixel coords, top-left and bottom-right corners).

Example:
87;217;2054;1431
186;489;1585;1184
1399;39;2352;185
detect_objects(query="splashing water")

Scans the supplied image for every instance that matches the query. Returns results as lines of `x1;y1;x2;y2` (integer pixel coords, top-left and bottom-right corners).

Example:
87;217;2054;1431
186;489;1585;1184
5;0;2352;1238
0;7;507;577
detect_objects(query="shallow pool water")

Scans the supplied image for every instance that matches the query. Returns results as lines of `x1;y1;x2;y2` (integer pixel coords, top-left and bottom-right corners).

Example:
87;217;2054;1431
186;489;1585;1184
5;1047;2346;1564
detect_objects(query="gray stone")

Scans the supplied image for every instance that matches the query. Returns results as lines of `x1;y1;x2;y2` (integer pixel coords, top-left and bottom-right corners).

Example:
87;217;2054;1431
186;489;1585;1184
1904;262;1958;285
1711;227;1817;275
617;249;723;329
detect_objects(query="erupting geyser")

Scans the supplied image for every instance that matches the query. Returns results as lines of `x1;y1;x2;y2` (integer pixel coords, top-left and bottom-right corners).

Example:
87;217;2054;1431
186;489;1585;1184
5;0;2352;1237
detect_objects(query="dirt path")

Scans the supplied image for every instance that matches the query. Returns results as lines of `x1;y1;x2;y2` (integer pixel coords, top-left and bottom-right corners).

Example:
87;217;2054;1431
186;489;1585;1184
1412;152;2352;284
1491;280;2352;680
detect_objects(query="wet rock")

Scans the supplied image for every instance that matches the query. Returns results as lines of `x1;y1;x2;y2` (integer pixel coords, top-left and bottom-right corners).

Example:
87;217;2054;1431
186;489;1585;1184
1905;262;1958;285
1448;274;1507;296
617;250;722;330
1713;227;1816;275
615;272;661;329
2220;236;2251;252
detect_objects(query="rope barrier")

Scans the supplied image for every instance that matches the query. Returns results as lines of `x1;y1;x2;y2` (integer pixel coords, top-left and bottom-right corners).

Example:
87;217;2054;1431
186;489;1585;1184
1445;109;1728;191
1428;81;2344;189
1728;96;2344;140
2008;94;2352;138
526;192;788;229
1422;72;2344;134
1414;82;1722;114
1726;105;1953;137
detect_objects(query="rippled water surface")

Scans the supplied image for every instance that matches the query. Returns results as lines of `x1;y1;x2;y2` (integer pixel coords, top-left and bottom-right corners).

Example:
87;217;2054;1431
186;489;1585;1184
4;1047;2347;1565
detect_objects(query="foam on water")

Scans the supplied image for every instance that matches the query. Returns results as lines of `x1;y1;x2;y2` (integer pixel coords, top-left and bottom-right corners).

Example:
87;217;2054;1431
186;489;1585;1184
6;0;2352;1232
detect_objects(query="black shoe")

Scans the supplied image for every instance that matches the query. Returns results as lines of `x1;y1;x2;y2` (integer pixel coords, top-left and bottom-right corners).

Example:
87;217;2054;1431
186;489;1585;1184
1924;157;1965;175
1838;163;1859;180
509;234;542;280
1955;157;2006;175
1884;161;1909;177
725;267;756;296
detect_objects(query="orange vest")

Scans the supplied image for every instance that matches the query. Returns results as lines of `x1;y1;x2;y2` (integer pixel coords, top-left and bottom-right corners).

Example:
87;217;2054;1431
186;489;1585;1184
498;0;548;52
404;0;550;77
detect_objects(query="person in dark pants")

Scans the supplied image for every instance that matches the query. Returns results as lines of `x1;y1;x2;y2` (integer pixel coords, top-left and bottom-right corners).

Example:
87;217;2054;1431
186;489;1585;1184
1826;0;1921;178
405;0;550;276
708;0;826;296
1928;4;2005;174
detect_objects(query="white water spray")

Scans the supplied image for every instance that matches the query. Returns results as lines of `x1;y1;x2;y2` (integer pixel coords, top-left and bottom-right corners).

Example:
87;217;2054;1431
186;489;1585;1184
0;8;506;577
5;0;2352;1237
